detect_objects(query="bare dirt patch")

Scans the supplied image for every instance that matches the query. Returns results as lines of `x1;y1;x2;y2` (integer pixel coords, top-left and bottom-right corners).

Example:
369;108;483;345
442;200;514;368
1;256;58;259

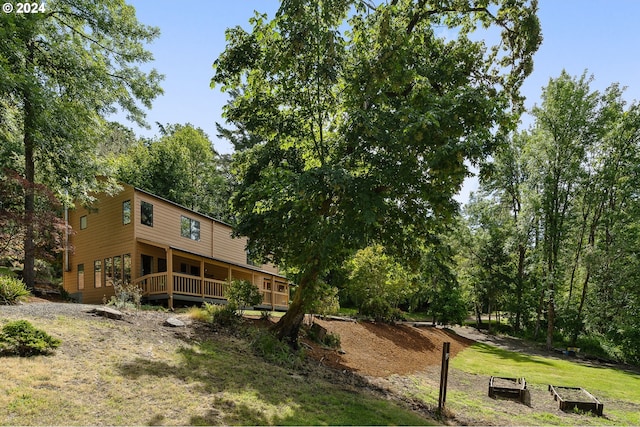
303;318;473;377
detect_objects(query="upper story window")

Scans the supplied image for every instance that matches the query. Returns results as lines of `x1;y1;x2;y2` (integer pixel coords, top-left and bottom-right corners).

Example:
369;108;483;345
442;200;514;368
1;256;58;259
80;215;87;230
181;215;200;241
122;200;131;225
141;201;153;227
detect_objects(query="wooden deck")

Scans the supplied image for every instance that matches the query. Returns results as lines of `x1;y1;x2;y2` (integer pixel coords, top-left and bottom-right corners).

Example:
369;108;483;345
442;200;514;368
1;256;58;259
133;272;289;309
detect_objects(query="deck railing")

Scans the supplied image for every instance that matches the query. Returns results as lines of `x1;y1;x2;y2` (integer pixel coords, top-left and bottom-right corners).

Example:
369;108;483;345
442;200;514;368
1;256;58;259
135;273;286;307
134;272;167;295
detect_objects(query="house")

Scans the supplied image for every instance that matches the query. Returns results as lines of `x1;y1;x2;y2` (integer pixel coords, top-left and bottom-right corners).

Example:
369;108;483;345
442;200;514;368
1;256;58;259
62;183;290;310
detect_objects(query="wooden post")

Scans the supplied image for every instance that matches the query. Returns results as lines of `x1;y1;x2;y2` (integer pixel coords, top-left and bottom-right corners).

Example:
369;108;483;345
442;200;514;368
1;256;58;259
271;275;276;310
438;342;451;413
166;248;173;310
200;259;205;300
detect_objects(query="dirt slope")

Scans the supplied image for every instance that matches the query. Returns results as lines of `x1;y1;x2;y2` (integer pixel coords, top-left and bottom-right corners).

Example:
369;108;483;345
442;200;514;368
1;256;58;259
303;318;474;377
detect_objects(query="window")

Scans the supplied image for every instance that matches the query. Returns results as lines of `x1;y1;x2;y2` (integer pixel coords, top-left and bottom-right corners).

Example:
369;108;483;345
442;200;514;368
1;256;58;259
123;254;131;284
246;250;256;266
80;215;87;230
158;258;167;273
113;255;122;284
78;264;85;290
122;200;131;225
94;260;102;288
180;216;200;241
105;257;113;287
141;201;153;227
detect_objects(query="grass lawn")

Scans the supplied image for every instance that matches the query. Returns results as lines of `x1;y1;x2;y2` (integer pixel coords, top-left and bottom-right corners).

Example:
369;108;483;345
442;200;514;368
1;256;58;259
0;312;434;426
448;343;640;425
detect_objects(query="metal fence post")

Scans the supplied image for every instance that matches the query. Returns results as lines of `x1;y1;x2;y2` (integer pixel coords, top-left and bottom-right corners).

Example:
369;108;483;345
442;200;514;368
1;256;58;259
438;341;451;413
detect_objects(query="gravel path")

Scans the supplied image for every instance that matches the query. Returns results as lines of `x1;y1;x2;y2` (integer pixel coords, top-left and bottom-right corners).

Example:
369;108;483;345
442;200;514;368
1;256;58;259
0;301;99;319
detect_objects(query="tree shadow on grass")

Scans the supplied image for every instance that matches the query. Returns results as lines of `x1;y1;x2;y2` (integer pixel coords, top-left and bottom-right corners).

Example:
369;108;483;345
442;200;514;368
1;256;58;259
470;342;555;366
117;336;432;426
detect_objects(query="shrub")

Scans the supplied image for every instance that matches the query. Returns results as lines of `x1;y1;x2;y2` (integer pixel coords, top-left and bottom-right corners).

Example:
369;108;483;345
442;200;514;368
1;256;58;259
107;280;142;310
360;298;405;323
210;304;241;327
305;323;342;349
0;275;30;305
323;332;341;349
225;279;262;315
0;320;61;356
308;282;340;316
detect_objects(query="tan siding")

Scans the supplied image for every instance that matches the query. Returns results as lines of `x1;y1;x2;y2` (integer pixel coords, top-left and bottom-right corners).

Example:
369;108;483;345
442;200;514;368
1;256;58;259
63;186;136;304
260;262;280;274
64;183;287;304
134;193;214;257
212;222;248;265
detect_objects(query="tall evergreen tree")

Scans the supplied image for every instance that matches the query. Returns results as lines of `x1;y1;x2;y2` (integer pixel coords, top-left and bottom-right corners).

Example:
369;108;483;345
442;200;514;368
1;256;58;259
0;0;163;287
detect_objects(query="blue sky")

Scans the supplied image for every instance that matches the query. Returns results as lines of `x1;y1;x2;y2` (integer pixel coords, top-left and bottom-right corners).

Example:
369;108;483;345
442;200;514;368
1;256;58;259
123;0;640;200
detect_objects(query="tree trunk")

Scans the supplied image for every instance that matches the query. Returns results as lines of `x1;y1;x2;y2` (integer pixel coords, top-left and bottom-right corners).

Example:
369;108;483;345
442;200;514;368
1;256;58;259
487;301;492;333
534;286;544;340
22;81;37;290
515;243;526;332
567;207;588;308
546;291;555;350
271;269;319;348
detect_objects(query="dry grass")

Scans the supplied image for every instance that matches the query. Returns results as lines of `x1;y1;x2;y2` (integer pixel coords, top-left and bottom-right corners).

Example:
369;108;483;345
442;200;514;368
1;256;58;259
1;313;202;425
0;308;433;426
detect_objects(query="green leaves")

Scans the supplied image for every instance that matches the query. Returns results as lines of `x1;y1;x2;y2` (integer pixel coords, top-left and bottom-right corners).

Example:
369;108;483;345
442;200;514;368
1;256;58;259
0;320;61;357
0;0;164;196
214;0;541;341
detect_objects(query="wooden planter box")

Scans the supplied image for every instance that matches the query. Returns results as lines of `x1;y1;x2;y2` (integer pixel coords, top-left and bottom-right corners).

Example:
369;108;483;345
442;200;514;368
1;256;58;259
488;377;529;404
548;385;604;416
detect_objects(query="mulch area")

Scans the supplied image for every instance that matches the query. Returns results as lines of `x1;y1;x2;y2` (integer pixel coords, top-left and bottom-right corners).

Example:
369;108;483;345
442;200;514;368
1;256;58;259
302;317;474;377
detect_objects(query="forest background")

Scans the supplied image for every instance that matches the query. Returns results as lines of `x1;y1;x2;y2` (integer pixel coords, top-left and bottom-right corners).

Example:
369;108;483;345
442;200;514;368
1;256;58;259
1;0;640;363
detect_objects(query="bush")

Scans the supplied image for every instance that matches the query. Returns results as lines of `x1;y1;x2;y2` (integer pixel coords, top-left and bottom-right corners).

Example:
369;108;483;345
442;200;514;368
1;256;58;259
359;298;405;323
320;331;341;349
0;320;61;356
308;282;340;316
212;305;241;326
225;279;262;314
0;275;30;305
107;280;142;310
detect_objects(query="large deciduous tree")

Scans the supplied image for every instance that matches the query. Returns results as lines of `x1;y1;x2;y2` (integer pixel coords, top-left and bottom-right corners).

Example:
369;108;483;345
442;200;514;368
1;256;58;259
0;0;163;287
115;123;232;222
213;0;541;345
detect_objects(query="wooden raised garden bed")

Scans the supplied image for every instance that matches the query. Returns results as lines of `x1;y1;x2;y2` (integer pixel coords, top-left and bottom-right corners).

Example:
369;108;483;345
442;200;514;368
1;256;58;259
488;377;529;404
548;385;604;415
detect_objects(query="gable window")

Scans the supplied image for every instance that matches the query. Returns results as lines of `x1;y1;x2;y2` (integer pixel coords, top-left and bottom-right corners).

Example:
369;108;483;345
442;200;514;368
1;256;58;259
94;260;102;288
80;215;87;230
122;200;131;225
141;201;153;227
180;216;200;241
